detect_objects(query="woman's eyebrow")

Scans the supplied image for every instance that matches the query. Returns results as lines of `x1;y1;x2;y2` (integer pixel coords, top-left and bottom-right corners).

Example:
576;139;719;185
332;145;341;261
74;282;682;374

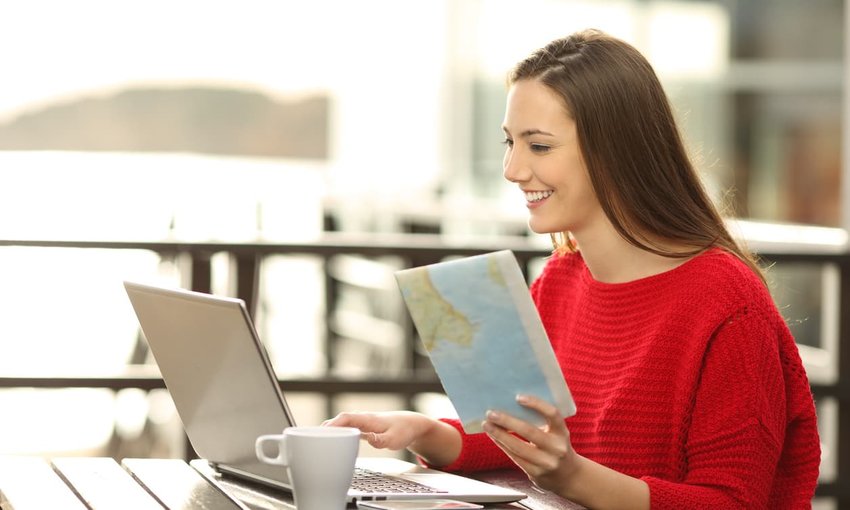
502;126;555;138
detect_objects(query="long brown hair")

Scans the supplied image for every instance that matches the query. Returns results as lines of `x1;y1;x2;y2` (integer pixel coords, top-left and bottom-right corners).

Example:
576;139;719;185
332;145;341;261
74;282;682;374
509;29;765;284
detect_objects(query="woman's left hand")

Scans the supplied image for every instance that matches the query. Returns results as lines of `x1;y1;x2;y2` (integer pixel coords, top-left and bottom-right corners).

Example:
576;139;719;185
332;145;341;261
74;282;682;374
481;394;579;493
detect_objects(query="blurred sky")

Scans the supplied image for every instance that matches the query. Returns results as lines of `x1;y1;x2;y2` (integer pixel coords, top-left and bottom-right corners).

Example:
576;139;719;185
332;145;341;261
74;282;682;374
0;0;728;121
0;0;730;199
0;0;358;120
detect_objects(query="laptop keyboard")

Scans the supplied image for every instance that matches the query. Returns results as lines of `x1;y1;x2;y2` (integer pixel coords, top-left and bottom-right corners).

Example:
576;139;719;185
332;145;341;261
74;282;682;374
351;468;448;494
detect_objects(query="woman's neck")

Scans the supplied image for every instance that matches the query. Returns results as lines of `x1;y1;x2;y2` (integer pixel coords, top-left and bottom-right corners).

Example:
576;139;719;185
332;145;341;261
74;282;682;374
573;225;693;284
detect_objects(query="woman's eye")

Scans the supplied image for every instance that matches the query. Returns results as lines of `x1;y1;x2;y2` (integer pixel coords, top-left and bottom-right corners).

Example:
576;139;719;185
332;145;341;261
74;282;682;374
530;143;551;153
501;138;514;148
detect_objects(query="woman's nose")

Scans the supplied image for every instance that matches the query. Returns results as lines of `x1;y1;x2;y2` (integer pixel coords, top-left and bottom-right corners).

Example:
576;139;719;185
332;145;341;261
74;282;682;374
503;150;528;183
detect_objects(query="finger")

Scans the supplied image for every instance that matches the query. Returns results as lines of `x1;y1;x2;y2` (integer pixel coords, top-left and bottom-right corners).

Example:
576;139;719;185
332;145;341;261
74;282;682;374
516;395;566;430
364;432;386;448
483;417;559;464
486;409;548;444
513;396;569;442
325;412;378;429
482;421;554;477
483;420;530;457
367;431;410;451
322;413;353;427
486;410;568;458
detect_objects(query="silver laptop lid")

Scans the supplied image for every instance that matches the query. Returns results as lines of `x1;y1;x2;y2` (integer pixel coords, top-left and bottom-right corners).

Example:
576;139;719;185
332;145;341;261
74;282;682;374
124;281;527;504
123;281;295;486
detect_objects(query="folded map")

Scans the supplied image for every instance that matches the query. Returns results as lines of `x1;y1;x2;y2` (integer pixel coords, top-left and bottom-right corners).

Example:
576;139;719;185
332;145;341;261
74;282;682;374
394;250;576;433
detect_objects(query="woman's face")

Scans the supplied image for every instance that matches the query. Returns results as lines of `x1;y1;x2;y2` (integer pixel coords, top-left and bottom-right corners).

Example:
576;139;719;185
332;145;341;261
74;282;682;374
502;79;605;237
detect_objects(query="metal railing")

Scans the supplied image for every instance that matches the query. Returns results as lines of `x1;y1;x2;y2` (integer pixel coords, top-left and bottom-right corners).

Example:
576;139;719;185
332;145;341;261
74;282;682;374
0;233;846;503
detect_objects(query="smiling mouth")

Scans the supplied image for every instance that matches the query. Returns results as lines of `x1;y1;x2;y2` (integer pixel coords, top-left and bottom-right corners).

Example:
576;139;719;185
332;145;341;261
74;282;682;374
525;190;553;203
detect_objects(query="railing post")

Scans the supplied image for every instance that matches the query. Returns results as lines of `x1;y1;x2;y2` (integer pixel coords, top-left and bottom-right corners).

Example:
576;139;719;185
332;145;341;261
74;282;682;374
189;250;213;295
837;256;850;505
234;251;261;318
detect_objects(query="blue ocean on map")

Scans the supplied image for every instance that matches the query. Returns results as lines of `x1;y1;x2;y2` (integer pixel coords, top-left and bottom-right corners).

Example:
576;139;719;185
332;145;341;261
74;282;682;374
427;255;556;431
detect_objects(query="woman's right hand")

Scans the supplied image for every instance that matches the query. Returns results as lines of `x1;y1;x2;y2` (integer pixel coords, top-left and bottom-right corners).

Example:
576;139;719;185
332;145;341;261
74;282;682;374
322;411;435;450
323;411;462;466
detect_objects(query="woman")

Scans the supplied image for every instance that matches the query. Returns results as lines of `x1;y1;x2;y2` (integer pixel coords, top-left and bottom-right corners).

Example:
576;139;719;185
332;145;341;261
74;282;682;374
325;29;820;509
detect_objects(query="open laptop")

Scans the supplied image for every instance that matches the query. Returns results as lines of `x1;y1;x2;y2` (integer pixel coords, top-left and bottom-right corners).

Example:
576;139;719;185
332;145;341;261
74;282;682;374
123;281;526;504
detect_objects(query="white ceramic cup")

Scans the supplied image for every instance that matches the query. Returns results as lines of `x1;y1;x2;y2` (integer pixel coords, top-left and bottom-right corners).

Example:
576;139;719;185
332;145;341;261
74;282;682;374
255;426;360;510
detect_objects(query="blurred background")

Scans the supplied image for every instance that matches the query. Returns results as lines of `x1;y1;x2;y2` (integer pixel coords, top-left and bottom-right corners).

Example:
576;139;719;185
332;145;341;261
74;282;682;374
0;0;845;507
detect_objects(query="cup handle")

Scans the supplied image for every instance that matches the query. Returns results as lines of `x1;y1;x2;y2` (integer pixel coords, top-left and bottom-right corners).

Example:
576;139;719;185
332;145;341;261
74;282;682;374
255;434;288;466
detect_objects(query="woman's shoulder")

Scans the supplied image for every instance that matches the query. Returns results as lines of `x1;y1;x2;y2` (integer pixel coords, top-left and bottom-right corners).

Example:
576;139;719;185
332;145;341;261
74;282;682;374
684;248;752;279
679;248;780;319
537;247;763;293
531;247;778;315
535;250;585;282
529;251;585;298
685;249;767;294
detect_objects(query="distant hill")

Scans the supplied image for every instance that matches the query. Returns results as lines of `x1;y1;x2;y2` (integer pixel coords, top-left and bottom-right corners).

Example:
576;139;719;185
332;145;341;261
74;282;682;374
0;87;329;159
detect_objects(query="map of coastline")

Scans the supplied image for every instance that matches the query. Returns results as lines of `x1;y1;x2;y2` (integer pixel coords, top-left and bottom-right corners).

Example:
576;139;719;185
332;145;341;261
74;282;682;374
394;269;476;352
395;251;572;433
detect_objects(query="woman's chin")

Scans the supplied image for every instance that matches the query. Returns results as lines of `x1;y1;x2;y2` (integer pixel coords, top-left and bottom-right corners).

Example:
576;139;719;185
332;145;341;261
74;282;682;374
527;221;561;235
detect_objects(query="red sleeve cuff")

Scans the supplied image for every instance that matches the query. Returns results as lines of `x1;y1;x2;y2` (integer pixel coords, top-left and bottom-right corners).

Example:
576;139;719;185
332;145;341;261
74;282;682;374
418;418;515;473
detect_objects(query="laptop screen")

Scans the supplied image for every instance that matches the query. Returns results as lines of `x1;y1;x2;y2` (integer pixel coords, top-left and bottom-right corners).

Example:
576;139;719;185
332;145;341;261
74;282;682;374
124;281;295;485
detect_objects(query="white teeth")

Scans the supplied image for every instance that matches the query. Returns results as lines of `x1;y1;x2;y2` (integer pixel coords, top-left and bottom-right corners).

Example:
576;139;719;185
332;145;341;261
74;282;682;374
525;190;553;202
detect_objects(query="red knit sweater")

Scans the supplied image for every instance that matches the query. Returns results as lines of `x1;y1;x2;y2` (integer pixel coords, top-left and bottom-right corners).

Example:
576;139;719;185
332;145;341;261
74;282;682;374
436;249;820;508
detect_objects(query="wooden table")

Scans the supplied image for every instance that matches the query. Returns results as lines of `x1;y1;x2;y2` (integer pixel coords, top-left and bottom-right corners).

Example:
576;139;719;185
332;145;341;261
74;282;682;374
0;456;584;510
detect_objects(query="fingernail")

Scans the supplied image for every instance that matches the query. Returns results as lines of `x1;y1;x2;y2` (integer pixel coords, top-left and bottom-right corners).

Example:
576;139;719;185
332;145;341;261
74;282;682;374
516;394;529;404
486;410;500;420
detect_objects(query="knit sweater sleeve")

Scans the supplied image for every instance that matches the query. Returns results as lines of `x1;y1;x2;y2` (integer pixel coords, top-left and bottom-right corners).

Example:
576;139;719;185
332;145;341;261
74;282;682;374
421;418;515;472
644;304;818;509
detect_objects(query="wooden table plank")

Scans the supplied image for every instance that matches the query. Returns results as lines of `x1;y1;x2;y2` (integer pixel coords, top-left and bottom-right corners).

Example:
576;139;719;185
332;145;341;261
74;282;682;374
122;458;248;510
189;460;296;510
51;457;163;510
472;471;585;510
0;456;88;510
